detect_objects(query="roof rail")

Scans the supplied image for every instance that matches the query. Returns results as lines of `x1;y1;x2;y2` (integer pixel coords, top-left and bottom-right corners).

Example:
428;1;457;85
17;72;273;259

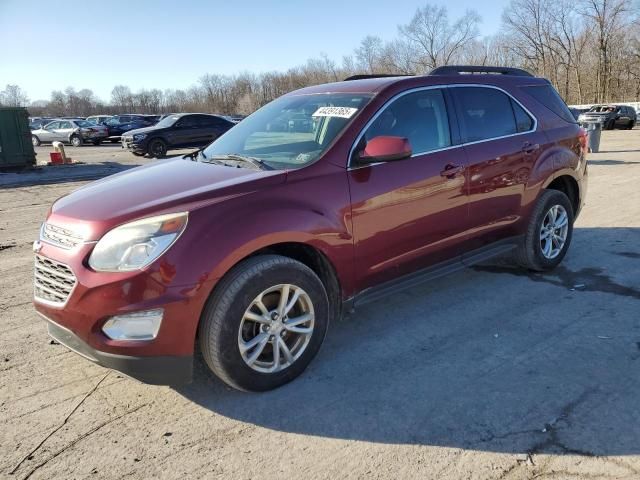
343;74;413;81
429;65;534;77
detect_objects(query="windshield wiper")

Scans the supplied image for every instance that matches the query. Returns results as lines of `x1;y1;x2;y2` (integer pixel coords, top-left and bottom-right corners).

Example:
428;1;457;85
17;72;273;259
182;148;206;161
208;154;274;170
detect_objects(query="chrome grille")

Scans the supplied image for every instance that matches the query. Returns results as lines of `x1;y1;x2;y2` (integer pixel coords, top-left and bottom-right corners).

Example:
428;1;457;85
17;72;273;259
41;223;83;249
34;255;77;306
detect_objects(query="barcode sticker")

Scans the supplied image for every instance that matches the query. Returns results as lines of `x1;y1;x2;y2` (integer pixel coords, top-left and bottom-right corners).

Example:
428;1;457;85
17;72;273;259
312;107;358;119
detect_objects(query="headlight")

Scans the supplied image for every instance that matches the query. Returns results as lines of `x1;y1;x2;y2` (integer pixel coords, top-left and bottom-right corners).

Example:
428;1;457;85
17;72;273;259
89;212;188;272
133;133;147;141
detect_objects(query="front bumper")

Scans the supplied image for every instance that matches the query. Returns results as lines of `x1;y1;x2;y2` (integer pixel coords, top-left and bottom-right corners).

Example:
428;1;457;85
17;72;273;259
43;314;192;384
121;136;147;152
32;237;209;385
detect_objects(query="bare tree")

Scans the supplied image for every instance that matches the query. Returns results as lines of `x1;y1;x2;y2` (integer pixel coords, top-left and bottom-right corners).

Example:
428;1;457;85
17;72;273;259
0;84;29;107
399;5;481;71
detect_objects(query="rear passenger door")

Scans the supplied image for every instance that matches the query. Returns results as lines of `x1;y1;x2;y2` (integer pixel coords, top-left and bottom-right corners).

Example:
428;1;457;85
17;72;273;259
450;86;543;250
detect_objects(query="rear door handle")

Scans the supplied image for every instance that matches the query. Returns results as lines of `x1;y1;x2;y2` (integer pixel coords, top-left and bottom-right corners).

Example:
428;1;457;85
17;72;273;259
522;142;540;154
440;164;464;178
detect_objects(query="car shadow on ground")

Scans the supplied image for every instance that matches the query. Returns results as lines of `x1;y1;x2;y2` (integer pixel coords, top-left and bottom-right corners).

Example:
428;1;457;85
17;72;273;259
176;227;640;455
0;162;141;188
588;159;640;165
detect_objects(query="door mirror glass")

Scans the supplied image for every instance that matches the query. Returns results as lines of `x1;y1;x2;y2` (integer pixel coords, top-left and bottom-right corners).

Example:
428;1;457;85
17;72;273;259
357;136;412;164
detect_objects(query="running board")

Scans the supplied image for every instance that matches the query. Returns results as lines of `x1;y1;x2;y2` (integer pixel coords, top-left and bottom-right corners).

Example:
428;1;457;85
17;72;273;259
348;237;520;310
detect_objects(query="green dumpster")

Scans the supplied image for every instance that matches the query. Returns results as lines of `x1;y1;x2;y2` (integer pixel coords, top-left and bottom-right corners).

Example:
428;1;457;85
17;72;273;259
0;107;36;169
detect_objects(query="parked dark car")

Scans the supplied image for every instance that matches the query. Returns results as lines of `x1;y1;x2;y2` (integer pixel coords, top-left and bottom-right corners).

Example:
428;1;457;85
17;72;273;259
577;104;636;129
29;117;54;130
103;114;157;142
34;66;586;391
121;113;234;157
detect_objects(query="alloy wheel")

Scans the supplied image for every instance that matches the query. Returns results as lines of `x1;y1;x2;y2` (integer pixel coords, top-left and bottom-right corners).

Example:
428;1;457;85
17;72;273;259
539;204;569;259
238;284;315;373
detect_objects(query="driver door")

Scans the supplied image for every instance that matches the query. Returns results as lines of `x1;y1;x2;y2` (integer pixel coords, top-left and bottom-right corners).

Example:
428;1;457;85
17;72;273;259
40;121;59;142
347;88;470;292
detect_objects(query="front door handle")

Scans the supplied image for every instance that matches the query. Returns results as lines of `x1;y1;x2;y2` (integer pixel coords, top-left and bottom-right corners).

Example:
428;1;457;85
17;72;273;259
522;142;540;154
440;164;464;178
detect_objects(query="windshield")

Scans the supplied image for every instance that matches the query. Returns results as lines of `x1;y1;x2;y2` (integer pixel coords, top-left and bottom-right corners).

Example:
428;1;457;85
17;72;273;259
202;93;373;169
155;115;180;128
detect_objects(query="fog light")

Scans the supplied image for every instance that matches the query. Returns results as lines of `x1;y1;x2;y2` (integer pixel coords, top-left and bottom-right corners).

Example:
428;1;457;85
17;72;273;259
102;309;163;341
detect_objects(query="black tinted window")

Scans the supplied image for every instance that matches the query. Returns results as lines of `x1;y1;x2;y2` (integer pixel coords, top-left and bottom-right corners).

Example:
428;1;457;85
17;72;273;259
176;115;199;128
521;84;575;123
197;116;221;127
453;87;517;142
364;89;451;154
512;100;534;132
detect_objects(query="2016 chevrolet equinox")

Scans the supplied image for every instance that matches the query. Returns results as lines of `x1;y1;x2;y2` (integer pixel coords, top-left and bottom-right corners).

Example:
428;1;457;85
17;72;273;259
33;66;587;391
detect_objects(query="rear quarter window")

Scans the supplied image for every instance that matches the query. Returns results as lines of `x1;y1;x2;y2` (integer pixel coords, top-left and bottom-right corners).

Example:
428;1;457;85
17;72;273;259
521;84;576;124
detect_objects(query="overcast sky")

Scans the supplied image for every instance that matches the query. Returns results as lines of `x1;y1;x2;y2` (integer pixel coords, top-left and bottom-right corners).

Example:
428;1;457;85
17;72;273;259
0;0;510;102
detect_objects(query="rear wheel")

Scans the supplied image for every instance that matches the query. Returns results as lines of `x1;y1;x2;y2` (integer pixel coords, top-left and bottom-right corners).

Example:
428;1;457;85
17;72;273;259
606;119;615;130
626;120;635;130
31;135;41;147
147;139;167;158
70;135;82;147
199;255;329;392
515;190;574;272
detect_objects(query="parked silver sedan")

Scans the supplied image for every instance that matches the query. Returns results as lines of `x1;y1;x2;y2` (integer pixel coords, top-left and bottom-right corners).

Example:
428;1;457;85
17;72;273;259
31;119;109;147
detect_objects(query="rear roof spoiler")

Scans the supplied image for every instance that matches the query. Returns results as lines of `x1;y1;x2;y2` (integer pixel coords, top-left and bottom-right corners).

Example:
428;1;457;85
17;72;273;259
429;66;534;77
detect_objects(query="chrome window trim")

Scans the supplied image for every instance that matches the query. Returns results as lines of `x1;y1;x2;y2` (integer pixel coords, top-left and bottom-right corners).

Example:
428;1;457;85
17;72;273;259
347;83;538;170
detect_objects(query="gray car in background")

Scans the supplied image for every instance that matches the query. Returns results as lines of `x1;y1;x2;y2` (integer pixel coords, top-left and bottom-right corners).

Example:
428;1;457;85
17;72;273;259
31;119;109;147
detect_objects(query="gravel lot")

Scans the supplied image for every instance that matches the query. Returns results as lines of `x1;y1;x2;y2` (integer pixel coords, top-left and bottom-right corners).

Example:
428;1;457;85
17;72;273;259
1;132;639;479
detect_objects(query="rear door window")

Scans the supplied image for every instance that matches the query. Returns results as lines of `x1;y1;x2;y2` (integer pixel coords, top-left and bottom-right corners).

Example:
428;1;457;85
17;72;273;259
364;88;451;154
451;87;519;142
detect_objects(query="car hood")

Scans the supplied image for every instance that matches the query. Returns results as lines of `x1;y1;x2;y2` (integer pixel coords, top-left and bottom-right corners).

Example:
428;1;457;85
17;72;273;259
48;158;286;240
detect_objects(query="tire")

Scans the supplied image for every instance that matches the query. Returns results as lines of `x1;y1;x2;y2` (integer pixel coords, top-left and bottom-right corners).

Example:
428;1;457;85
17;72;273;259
515;190;574;272
626;120;635;130
132;152;145;157
147;139;167;158
606;119;615;130
70;135;82;147
32;135;41;147
199;255;329;392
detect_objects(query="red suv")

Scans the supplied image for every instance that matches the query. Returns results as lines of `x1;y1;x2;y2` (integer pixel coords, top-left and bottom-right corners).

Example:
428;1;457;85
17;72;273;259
33;66;587;391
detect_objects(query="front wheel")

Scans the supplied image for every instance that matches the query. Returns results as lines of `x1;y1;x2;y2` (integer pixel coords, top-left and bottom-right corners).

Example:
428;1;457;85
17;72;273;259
199;255;329;392
32;135;41;147
70;135;82;147
606;119;615;130
515;190;574;271
147;139;167;158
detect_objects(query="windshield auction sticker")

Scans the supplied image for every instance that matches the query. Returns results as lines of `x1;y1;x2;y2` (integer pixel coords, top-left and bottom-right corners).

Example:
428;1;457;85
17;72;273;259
312;107;358;119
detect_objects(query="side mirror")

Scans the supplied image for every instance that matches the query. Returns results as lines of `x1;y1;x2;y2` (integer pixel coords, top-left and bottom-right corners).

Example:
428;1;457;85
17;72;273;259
356;136;412;164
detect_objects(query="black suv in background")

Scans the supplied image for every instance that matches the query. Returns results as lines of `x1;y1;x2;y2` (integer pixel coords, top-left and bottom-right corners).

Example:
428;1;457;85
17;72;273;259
121;113;235;157
103;115;158;141
577;104;637;129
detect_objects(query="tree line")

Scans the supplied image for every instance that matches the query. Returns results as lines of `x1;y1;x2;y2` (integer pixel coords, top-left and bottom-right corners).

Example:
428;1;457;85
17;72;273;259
4;0;640;117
